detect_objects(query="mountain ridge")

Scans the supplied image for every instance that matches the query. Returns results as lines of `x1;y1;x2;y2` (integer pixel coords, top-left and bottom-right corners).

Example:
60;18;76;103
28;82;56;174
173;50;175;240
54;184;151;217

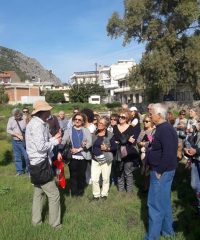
0;46;62;85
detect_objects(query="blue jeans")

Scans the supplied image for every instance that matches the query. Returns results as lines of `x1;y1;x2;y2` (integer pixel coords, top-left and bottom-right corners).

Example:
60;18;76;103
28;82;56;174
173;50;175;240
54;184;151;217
145;170;175;240
191;161;200;211
12;140;29;174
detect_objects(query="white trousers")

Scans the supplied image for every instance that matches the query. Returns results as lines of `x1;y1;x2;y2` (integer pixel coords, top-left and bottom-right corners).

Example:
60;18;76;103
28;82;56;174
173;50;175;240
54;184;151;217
91;160;112;198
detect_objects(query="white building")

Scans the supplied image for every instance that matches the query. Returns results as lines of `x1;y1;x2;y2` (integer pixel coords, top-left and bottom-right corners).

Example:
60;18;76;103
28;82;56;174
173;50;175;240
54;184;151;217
69;59;145;104
70;71;99;85
99;60;136;103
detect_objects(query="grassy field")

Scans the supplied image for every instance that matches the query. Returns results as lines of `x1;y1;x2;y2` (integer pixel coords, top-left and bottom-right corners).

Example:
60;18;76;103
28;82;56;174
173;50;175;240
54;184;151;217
0;104;200;240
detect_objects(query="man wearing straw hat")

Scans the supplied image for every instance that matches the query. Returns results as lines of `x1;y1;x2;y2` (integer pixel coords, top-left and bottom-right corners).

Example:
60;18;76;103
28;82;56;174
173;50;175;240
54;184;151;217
25;100;62;229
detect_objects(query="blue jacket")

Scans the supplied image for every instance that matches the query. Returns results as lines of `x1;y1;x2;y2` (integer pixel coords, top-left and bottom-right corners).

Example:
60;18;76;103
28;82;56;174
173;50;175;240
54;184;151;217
147;121;178;174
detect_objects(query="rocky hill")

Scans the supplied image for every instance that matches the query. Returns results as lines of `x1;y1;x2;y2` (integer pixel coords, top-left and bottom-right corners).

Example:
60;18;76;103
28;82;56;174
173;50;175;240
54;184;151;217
0;46;62;85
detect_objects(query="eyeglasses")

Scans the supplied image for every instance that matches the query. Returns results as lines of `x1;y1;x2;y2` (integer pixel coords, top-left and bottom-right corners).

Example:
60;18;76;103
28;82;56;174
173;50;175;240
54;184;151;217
110;118;117;121
143;120;151;123
74;118;82;122
119;116;126;120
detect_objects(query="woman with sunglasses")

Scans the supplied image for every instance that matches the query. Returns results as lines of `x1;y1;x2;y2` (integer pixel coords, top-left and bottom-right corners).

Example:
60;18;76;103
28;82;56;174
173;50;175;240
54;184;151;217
91;117;117;200
61;112;92;197
107;113;119;185
174;110;187;160
93;113;100;128
22;107;31;124
113;110;141;193
137;115;155;192
107;113;119;133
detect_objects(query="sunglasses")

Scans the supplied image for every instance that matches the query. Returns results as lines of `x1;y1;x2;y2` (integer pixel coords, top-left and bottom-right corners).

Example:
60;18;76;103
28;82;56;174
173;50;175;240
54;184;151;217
74;118;82;122
98;122;105;125
119;116;126;120
23;110;28;113
144;120;151;123
110;118;117;121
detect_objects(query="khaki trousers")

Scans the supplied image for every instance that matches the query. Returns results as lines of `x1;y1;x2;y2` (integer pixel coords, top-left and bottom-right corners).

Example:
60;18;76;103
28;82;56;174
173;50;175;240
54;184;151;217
91;160;112;198
32;180;61;227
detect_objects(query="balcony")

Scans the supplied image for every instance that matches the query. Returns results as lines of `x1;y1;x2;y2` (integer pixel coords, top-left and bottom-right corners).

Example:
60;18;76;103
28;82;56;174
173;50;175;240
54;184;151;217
114;86;131;93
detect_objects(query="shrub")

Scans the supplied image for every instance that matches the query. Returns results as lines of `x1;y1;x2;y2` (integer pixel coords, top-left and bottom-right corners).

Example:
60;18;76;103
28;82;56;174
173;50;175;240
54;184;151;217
106;102;121;109
45;91;65;103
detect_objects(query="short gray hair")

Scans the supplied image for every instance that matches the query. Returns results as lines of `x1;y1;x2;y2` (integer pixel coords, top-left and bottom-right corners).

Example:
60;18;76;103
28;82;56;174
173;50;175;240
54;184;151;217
12;108;23;117
99;116;110;128
151;103;167;120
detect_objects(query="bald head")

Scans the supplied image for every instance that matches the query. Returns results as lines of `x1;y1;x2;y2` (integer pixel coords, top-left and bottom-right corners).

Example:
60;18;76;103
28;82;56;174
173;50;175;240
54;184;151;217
58;111;65;120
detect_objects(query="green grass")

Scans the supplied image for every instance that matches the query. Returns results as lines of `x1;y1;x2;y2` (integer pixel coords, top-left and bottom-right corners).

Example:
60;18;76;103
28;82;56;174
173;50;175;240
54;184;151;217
0;157;199;240
0;106;199;240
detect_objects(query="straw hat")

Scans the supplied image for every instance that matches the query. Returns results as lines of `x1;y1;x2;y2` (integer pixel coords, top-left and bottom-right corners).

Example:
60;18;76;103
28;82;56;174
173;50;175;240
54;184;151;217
31;100;52;115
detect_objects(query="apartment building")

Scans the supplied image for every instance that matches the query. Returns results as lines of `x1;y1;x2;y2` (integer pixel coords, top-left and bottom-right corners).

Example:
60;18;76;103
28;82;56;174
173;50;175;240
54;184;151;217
70;71;99;85
99;60;136;103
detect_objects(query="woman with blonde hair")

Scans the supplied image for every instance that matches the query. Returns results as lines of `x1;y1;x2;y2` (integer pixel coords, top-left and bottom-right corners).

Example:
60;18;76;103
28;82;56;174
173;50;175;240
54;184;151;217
113;110;141;193
137;114;155;191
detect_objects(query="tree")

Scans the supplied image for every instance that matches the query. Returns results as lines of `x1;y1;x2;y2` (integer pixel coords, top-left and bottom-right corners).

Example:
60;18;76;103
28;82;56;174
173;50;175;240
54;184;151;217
45;91;65;103
69;83;106;103
107;0;200;101
0;86;9;104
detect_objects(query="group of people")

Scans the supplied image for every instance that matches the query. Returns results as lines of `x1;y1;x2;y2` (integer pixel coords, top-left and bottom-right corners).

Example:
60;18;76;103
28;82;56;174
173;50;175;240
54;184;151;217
6;100;200;239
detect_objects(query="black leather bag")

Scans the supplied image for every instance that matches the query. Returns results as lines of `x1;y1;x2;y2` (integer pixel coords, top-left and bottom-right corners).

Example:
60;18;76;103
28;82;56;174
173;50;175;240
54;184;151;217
178;130;187;139
29;158;54;185
62;144;72;164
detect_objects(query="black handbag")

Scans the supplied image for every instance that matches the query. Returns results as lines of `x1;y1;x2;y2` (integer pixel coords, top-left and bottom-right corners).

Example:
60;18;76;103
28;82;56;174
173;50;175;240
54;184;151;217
178;130;187;139
29;158;54;185
62;144;72;164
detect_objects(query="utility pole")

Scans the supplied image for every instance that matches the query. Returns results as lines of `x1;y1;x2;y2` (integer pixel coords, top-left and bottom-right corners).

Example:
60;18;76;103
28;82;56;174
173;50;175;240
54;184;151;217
95;62;98;83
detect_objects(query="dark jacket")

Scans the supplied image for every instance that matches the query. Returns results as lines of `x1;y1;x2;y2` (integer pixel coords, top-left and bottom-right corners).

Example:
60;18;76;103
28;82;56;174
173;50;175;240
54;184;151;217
92;131;117;163
147;121;178;174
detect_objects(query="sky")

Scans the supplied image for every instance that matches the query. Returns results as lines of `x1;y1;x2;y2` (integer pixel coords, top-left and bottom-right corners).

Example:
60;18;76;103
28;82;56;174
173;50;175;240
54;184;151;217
0;0;145;83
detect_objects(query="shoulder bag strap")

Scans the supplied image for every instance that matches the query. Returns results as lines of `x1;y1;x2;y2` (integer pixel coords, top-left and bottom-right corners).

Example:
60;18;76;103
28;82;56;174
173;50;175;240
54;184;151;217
16;120;24;136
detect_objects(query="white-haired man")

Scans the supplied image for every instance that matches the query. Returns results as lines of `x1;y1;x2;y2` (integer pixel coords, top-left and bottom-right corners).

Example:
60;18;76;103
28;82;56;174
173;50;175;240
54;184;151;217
7;108;29;175
145;103;178;240
58;110;68;132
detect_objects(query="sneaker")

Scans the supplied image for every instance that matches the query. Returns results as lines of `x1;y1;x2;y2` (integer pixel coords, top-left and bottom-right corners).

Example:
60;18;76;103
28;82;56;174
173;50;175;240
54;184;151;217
101;196;107;200
53;224;62;230
32;221;42;227
15;172;23;176
90;196;100;202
